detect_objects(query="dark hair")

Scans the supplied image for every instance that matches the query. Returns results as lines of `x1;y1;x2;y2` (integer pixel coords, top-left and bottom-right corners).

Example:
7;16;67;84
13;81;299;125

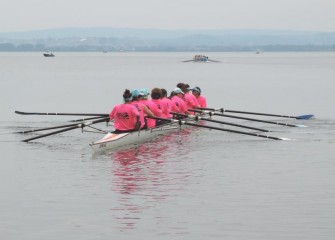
168;91;176;99
176;83;187;93
151;88;162;99
161;88;167;98
123;89;132;101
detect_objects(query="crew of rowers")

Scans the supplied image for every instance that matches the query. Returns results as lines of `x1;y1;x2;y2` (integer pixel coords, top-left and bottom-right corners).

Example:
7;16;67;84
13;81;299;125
193;55;209;61
109;83;207;133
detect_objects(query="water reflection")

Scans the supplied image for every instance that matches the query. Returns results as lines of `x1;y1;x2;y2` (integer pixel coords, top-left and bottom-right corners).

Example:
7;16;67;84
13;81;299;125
108;128;194;230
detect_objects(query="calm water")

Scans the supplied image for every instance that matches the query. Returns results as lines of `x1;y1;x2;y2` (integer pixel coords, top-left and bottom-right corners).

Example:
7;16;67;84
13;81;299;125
0;52;335;239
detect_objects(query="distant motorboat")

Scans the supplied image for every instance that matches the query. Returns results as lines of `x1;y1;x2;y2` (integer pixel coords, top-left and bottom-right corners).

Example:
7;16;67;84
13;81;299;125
43;51;55;57
182;55;220;63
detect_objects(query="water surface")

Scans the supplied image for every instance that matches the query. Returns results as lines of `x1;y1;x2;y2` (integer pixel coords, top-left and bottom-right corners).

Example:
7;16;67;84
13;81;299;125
0;52;334;239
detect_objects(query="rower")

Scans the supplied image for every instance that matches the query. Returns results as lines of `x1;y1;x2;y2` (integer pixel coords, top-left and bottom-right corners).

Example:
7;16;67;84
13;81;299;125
139;88;163;128
189;86;207;108
150;88;169;125
131;89;154;129
185;83;200;108
176;83;199;110
161;88;178;118
170;87;189;115
109;89;141;133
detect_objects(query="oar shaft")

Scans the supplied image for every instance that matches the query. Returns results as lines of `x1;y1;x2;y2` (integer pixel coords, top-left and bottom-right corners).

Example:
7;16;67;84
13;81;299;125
23;125;80;142
22;117;110;142
69;116;107;122
147;116;285;140
15;111;108;117
17;123;78;133
189;109;299;127
197;108;314;120
171;112;270;132
213;113;299;127
17;116;109;133
184;122;283;140
225;110;297;118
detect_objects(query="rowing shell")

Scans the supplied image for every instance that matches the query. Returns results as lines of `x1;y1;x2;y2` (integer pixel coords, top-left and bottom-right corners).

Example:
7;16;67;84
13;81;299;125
90;121;188;153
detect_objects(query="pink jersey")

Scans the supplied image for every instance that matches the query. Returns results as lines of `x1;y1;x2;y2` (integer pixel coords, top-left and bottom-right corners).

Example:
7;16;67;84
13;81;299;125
171;96;188;113
196;95;207;108
184;93;198;110
110;103;140;131
160;97;176;118
141;99;162;128
131;101;146;129
151;99;169;118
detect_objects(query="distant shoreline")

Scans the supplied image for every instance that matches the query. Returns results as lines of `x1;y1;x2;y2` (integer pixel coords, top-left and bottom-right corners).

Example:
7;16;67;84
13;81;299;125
1;28;334;53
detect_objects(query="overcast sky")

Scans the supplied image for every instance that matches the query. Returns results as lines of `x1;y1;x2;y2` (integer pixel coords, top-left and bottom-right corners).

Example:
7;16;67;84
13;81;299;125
1;0;334;32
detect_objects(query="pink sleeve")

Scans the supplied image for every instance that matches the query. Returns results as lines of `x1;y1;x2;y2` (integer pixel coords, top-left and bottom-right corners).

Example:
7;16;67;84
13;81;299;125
109;106;117;120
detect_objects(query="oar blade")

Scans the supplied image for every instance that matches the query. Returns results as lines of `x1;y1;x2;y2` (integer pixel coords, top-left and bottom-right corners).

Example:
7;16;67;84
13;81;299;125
296;114;314;120
295;124;307;128
278;137;291;141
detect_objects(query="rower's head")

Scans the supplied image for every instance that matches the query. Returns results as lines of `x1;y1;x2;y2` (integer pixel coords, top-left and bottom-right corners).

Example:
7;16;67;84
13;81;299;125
123;89;133;103
161;88;167;98
139;88;149;99
173;87;184;98
191;86;201;96
151;88;162;100
176;83;187;93
131;89;141;101
185;84;191;93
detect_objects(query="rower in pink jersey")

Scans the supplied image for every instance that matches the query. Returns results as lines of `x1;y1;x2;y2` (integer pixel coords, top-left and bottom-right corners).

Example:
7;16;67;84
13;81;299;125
109;89;140;133
170;87;189;114
139;88;163;128
185;83;200;108
161;88;178;118
150;88;169;119
130;89;154;129
176;83;199;110
191;86;207;108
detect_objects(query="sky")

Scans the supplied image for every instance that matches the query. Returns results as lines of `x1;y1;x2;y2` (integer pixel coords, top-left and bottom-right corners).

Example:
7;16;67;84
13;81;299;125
1;0;335;32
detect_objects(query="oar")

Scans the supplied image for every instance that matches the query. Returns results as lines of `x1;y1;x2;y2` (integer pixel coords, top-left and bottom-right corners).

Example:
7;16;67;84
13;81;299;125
15;110;108;117
189;109;306;128
69;116;107;122
147;116;289;141
208;59;221;63
22;117;110;142
182;59;195;62
197;108;314;120
170;112;271;132
17;123;83;134
16;116;108;133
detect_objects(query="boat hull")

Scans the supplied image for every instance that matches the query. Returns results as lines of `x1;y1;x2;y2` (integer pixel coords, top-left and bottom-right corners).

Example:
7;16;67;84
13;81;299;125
90;122;184;153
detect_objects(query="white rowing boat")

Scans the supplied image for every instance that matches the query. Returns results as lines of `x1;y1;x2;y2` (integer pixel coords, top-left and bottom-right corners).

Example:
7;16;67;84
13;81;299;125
15;108;308;148
90;120;191;153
